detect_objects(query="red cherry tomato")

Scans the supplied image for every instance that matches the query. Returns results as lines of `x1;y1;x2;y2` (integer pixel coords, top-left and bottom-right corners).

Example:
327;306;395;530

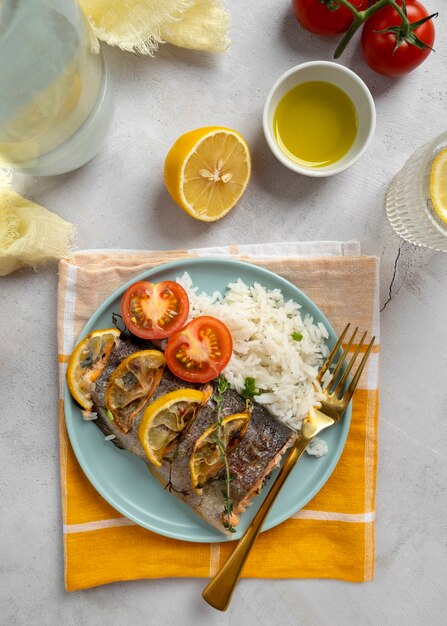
165;316;233;383
292;0;368;36
121;280;189;340
361;1;435;76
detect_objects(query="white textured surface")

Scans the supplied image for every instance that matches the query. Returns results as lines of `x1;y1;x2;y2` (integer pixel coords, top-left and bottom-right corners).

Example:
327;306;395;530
1;1;447;624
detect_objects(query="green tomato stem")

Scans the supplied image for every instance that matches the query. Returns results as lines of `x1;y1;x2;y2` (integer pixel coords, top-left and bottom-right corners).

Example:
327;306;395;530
332;0;360;17
334;14;364;58
330;0;412;58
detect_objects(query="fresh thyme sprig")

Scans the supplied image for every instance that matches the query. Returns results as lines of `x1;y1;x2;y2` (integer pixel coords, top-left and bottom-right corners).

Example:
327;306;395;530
212;377;237;533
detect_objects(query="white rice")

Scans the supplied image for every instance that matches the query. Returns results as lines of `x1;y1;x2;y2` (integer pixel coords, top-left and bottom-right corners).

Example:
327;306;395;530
177;272;329;433
306;437;329;457
82;410;98;421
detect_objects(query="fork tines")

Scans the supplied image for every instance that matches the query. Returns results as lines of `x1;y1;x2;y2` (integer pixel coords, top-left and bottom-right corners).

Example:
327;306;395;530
318;323;375;402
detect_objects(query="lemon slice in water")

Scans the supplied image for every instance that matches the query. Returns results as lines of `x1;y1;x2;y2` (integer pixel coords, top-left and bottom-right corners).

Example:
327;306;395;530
430;148;447;224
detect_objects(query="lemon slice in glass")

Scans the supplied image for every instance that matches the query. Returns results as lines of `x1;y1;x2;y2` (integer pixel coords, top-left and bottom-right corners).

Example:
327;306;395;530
189;413;250;493
164;126;251;222
105;350;165;433
430;147;447;224
138;389;205;467
66;328;120;410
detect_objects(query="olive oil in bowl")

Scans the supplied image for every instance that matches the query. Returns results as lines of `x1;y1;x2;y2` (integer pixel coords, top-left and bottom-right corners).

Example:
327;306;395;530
273;81;358;169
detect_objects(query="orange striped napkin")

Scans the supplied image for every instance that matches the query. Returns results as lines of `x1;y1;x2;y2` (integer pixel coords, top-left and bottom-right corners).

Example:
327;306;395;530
57;242;379;591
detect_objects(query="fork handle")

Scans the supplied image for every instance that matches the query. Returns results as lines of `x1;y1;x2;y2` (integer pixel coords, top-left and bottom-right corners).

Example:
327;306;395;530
202;434;311;611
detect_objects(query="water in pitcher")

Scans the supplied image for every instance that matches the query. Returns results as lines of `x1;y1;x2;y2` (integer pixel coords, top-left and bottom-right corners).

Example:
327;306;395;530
386;132;447;252
0;0;113;175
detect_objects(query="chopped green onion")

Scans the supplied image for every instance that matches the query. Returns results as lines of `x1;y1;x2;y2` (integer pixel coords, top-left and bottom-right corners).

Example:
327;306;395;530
291;332;303;341
241;376;263;400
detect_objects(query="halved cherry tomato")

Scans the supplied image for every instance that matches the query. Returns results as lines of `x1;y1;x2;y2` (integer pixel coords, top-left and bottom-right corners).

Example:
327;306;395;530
120;280;189;340
165;316;233;383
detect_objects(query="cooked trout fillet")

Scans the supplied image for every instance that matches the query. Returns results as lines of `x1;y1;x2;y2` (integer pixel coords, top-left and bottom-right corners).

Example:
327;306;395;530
91;336;296;535
150;391;296;534
91;336;200;458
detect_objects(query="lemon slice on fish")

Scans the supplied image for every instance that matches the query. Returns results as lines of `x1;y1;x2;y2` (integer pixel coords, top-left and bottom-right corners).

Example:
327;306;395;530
189;413;250;494
139;389;206;467
66;328;120;410
105;350;165;433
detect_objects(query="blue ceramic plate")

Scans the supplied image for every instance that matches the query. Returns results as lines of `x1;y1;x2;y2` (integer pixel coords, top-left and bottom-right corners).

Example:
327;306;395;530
64;258;351;542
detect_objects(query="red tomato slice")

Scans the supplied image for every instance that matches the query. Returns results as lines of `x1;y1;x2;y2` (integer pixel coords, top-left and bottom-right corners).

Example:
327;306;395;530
165;316;233;383
120;280;189;340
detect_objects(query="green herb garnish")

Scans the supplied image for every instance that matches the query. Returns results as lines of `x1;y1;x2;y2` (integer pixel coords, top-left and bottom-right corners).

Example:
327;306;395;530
216;377;230;396
105;409;114;422
213;377;236;533
241;376;263;400
291;332;303;341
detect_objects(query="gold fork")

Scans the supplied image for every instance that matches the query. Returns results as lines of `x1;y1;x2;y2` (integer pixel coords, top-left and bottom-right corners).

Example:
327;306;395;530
202;323;375;611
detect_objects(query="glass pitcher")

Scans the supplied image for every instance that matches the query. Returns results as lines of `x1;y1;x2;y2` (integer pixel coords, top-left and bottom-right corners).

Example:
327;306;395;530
385;132;447;252
0;0;113;175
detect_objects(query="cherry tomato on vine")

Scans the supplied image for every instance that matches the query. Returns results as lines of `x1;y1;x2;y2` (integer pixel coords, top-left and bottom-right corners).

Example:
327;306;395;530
361;1;436;76
165;316;233;383
121;280;189;340
292;0;368;36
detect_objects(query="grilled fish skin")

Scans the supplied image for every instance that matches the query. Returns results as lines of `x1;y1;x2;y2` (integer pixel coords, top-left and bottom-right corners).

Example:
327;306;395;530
90;335;296;535
91;336;200;458
150;393;296;534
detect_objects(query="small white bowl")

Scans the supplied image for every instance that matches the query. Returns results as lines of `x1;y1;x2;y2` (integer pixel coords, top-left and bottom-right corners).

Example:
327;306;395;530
263;61;376;177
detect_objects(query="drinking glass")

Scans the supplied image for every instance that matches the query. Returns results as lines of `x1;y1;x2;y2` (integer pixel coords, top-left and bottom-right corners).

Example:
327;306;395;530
0;0;113;176
385;131;447;252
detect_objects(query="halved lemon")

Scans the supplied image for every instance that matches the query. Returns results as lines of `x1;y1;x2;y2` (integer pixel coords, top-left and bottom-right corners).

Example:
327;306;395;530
164;126;251;222
66;328;120;410
105;350;165;433
189;413;250;493
139;389;205;467
430;147;447;224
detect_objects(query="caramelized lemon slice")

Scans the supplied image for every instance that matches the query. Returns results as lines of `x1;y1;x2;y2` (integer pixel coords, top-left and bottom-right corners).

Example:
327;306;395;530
66;328;120;410
164;126;251;222
139;389;205;467
189;413;250;493
430;147;447;224
105;350;165;433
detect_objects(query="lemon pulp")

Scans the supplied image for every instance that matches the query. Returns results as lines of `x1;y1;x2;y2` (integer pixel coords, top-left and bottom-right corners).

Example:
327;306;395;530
273;81;358;168
164;127;251;222
429;147;447;226
66;328;120;410
189;413;250;493
139;389;205;467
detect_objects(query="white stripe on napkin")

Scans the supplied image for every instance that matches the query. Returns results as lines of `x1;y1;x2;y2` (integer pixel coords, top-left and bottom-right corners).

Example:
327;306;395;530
64;518;136;534
189;240;361;259
62;263;77;355
73;241;362;260
292;510;375;523
63;509;375;534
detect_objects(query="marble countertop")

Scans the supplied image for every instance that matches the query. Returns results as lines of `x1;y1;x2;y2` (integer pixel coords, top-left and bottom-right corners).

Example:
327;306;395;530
1;1;446;624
